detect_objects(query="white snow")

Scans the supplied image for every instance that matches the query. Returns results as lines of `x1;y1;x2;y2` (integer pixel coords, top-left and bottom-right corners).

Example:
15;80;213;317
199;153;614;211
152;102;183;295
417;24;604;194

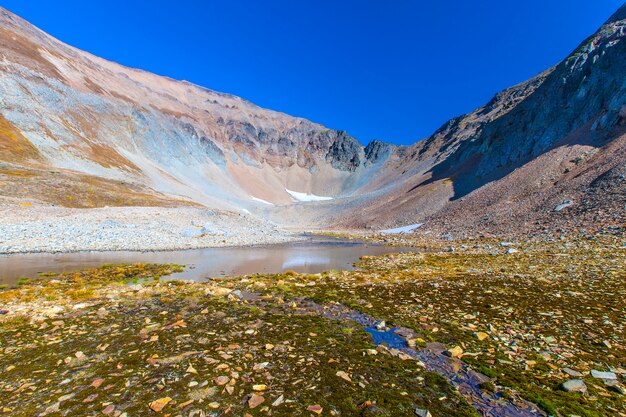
379;223;423;234
286;188;334;202
251;196;274;206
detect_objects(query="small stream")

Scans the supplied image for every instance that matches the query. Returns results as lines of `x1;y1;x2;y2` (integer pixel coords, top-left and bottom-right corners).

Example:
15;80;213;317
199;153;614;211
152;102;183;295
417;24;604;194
305;300;546;417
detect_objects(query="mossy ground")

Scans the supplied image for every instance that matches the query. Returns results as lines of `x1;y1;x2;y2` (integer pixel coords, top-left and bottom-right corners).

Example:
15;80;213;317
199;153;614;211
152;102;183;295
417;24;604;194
0;235;624;416
0;264;476;416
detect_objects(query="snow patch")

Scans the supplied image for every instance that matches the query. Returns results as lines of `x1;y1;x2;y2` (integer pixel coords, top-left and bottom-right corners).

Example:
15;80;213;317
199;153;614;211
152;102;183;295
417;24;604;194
379;223;423;234
251;196;274;206
286;188;333;202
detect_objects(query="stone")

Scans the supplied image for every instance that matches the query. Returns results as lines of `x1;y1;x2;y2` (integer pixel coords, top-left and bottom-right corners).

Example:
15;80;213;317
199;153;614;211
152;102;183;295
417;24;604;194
590;370;617;380
473;331;489;341
562;367;583;377
375;320;386;330
554;200;573;212
248;394;265;408
560;379;587;393
604;380;625;395
414;408;432;417
444;346;463;358
272;395;285;407
102;404;116;415
149;397;172;412
336;371;352;382
214;376;230;386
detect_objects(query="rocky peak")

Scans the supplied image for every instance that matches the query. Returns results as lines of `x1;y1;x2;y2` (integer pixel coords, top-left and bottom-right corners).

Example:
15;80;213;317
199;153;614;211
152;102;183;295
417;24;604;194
364;140;395;164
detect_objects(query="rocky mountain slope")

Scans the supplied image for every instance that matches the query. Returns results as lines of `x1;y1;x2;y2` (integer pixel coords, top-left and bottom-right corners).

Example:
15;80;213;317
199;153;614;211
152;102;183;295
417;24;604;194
311;4;626;237
0;5;624;238
0;6;383;211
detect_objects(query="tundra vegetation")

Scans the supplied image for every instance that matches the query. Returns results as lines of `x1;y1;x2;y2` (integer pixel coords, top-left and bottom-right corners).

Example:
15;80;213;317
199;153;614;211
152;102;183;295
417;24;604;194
0;234;624;416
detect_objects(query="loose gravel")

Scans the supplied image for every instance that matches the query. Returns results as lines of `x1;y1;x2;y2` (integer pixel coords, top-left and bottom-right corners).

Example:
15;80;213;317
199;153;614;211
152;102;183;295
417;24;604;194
0;203;299;253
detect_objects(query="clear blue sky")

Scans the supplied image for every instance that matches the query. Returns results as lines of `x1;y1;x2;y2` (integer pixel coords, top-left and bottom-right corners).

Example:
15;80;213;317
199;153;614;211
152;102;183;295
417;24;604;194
3;1;623;145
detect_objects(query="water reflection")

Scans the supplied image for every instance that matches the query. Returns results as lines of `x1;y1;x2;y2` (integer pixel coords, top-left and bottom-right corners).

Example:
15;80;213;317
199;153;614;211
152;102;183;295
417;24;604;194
0;236;415;285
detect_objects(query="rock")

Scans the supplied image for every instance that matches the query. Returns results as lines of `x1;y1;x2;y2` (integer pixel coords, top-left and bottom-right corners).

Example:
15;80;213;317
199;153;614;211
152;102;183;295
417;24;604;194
272;395;285;407
505;248;519;254
248;394;265;408
590;370;617;380
209;286;232;296
554;200;574;212
215;376;230;385
149;397;172;412
102;404;116;415
307;405;323;414
444;346;463;358
562;367;583;377
374;320;386;330
604;380;625;394
560;379;587;393
473;332;489;341
414;407;432;417
336;371;352;382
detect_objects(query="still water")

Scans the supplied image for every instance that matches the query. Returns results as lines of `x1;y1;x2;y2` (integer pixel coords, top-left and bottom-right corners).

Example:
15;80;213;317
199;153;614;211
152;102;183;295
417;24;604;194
0;236;415;285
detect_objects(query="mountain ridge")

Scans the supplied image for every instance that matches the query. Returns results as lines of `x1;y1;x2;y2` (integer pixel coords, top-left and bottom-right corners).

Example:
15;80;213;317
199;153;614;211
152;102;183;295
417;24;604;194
0;5;624;237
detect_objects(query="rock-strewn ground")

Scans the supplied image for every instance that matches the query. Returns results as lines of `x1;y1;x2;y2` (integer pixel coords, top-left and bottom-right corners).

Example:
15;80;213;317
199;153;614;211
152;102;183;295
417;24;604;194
0;204;297;254
0;234;624;416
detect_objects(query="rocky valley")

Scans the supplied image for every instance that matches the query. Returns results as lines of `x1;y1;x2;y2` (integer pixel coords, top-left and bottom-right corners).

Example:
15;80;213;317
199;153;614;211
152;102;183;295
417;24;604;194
0;3;624;417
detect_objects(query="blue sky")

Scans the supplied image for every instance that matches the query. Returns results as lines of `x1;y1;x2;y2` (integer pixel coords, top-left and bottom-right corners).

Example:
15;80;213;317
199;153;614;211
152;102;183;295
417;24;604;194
3;1;623;145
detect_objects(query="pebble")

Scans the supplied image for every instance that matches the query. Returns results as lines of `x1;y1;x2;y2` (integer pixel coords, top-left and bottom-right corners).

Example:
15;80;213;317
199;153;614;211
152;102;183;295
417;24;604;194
562;367;583;377
414;407;433;417
444;346;463;359
560;379;587;393
248;394;265;408
149;397;172;412
336;371;352;382
473;331;489;341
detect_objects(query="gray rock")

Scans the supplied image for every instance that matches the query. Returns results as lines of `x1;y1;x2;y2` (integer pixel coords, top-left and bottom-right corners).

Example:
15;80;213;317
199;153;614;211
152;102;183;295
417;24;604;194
562;367;583;377
554;200;574;212
414;408;432;417
591;370;617;380
604;379;625;394
560;379;587;393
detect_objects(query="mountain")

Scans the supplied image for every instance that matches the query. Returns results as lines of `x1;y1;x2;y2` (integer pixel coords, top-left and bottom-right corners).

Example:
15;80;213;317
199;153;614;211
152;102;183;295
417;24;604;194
0;5;624;237
0;6;385;211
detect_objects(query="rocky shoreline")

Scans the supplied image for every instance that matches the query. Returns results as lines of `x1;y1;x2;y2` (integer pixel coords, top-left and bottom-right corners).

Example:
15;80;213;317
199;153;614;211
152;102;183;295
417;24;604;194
0;204;299;254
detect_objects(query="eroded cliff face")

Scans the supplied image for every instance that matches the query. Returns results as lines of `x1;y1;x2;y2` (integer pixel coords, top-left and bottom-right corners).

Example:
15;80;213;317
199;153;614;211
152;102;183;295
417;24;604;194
0;5;624;234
